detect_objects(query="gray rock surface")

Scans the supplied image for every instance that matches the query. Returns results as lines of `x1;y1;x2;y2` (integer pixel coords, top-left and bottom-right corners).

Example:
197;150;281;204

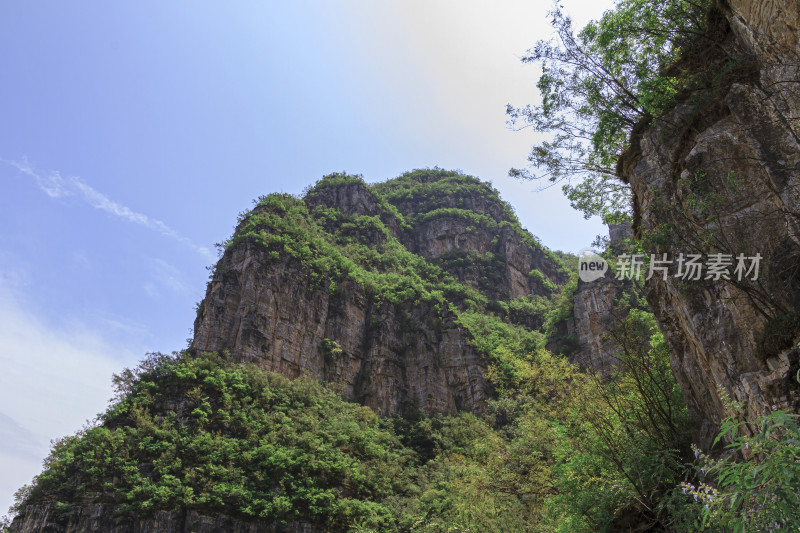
570;272;628;376
192;241;488;415
622;0;800;447
192;179;566;417
411;216;565;299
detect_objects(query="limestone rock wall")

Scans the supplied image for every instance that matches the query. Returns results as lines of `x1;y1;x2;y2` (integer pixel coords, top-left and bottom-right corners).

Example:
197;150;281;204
411;217;564;300
192;176;568;417
622;0;800;447
305;181;404;239
570;273;628;376
192;241;487;415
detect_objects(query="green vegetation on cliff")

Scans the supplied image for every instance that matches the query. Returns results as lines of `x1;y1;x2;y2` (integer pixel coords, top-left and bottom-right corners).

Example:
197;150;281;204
7;0;800;529
221;169;566;311
224;180;483;307
372;169;568;277
370;169;517;222
11;352;413;530
11;166;796;532
9;303;704;532
9;167;697;531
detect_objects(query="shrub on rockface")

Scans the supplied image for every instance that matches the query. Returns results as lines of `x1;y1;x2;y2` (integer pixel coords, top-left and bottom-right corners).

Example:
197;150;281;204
682;394;800;531
11;352;415;530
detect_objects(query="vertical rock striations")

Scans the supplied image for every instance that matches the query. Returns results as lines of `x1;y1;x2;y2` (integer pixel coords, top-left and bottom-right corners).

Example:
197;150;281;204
569;272;629;376
621;1;800;447
549;223;639;377
10;170;571;533
193;171;567;416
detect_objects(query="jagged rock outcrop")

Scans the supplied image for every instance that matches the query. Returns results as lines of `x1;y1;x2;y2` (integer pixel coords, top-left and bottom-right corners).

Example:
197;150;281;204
621;0;800;447
305;180;403;239
193;241;487;415
410;216;565;300
549;224;638;376
10;172;568;533
193;173;565;416
569;272;628;376
608;220;633;254
376;175;569;301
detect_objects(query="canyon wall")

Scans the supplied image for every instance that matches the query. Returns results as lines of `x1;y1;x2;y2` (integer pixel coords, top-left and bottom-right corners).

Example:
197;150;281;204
621;0;800;447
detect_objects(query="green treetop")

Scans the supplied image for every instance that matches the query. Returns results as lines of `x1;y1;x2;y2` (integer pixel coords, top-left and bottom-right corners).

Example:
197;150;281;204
508;0;711;221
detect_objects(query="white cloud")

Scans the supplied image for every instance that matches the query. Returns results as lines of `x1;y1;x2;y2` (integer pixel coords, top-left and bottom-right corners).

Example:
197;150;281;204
0;254;32;290
142;258;193;300
5;157;70;199
71;176;152;225
143;280;161;299
3;158;214;260
151;258;192;295
0;282;134;517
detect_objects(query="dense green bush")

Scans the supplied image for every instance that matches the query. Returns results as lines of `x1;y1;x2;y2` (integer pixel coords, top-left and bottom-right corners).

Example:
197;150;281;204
218;169;568;315
227;194;467;306
508;0;713;221
12;344;694;532
12;352;414;530
10;295;702;532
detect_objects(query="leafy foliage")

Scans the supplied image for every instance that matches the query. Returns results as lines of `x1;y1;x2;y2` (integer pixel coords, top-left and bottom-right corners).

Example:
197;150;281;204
508;306;695;532
371;169;569;274
683;401;800;531
543;277;579;338
13;352;414;530
219;169;567;313
10;0;788;529
15;337;694;532
225;186;484;307
508;0;712;220
370;169;516;223
304;172;367;196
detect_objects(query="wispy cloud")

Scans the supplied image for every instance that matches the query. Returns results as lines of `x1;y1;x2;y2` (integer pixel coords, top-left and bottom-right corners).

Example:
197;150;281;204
4;157;214;260
144;258;192;299
6;158;70;199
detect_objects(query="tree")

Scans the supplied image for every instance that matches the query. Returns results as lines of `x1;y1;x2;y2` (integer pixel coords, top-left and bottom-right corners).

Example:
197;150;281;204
507;0;711;221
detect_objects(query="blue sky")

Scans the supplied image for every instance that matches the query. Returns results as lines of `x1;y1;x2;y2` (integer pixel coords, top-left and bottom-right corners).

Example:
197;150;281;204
0;0;614;515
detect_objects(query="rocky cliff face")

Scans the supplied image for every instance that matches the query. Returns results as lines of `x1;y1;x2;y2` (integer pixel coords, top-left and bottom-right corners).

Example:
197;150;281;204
621;0;800;447
192;171;565;416
9;171;569;533
410;218;564;300
192;241;486;415
373;174;569;300
568;273;628;376
548;224;638;377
